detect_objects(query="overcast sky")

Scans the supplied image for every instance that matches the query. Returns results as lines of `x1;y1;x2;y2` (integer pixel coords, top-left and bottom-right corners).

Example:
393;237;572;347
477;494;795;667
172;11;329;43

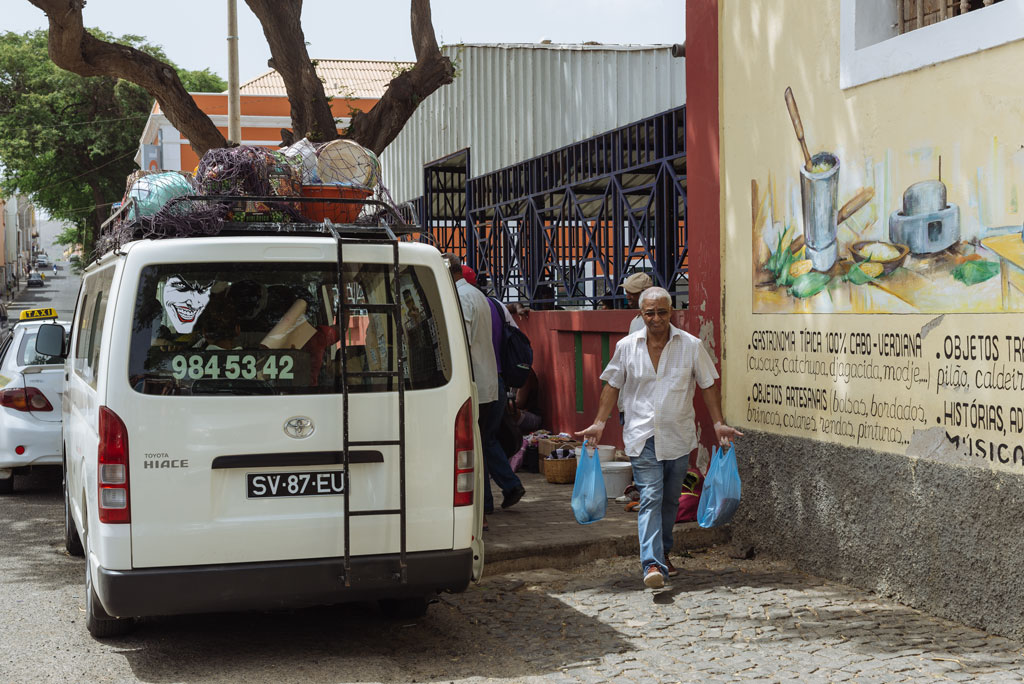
4;1;685;83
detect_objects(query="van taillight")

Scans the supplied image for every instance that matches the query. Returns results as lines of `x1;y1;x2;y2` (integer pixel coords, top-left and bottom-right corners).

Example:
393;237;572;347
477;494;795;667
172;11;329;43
454;398;474;507
0;387;53;412
98;406;130;524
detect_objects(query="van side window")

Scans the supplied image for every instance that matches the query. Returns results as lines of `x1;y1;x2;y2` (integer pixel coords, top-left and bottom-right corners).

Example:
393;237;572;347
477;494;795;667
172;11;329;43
74;294;89;361
87;289;107;375
73;268;114;388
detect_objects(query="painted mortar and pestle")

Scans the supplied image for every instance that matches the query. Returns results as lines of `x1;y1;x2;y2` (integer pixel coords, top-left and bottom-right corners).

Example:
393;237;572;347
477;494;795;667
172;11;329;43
889;177;960;254
784;88;874;272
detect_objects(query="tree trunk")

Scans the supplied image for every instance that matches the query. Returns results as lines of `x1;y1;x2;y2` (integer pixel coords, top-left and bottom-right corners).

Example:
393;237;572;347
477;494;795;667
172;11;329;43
346;0;454;154
28;0;227;157
28;0;453;160
245;0;339;143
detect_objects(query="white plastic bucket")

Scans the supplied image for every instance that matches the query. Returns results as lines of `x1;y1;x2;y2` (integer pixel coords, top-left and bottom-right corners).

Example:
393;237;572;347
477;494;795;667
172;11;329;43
575;444;616;463
601;461;633;499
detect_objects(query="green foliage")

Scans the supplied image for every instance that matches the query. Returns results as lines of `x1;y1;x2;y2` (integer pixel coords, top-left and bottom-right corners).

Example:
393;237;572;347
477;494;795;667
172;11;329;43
178;68;227;93
0;29;224;256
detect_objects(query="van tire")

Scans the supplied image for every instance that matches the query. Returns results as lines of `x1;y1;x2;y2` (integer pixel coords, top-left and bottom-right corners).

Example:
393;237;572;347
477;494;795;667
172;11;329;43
378;596;429;619
0;475;12;495
84;537;133;638
63;464;83;557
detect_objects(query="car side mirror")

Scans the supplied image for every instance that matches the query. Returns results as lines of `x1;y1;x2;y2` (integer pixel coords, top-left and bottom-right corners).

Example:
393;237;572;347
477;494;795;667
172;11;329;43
35;323;66;359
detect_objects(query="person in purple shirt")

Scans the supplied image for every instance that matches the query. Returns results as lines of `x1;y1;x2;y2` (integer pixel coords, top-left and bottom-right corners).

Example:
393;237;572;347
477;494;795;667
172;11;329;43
454;261;526;524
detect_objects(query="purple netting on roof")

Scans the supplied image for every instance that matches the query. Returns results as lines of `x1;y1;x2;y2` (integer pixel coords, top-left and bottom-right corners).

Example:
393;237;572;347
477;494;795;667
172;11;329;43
96;142;408;257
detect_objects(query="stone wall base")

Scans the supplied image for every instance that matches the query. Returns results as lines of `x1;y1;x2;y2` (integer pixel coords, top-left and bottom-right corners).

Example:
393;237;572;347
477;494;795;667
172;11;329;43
732;429;1024;641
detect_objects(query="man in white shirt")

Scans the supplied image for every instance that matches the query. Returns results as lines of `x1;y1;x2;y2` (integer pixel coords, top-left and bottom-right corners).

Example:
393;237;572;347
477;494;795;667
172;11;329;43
577;287;741;589
444;254;526;518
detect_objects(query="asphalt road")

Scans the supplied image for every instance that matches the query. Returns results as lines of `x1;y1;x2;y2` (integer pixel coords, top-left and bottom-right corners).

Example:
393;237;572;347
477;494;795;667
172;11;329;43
9;250;80;324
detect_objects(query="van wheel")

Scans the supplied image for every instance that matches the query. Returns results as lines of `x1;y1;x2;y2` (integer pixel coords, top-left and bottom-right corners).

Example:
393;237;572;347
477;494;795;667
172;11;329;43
63;467;83;557
378;596;429;619
84;543;133;638
0;475;12;495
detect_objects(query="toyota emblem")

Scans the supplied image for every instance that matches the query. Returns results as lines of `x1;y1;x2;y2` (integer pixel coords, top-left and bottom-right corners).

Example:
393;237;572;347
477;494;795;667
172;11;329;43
284;416;315;439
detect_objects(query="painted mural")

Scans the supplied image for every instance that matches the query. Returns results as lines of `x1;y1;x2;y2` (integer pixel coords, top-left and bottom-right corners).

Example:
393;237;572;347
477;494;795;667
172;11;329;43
720;0;1024;472
752;87;1024;315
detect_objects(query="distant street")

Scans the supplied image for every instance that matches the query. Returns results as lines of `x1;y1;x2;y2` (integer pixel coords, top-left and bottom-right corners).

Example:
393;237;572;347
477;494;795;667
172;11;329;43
9;220;80;322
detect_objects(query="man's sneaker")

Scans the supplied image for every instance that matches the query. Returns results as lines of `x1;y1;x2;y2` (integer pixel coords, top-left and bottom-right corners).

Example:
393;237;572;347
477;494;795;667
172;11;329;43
643;566;665;589
501;485;526;509
665;560;679;577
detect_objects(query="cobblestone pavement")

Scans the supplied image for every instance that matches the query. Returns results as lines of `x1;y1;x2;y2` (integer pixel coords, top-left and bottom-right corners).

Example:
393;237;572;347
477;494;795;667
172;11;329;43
5;486;1024;683
451;551;1024;683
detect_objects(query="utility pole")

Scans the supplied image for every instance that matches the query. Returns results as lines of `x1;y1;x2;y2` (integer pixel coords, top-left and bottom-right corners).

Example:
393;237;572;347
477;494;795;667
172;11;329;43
227;0;242;144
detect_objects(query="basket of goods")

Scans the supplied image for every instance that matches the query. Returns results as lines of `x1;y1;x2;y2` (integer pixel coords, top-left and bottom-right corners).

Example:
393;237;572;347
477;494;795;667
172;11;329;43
543;448;577;484
196;146;302;223
298;140;380;223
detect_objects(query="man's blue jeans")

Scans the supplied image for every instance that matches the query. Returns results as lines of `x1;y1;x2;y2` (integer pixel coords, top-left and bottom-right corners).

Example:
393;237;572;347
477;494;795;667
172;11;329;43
630;436;688;577
479;377;521;513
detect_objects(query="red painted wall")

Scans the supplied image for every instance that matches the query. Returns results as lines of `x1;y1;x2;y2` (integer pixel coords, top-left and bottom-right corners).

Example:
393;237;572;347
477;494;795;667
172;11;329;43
518;309;705;451
684;0;722;462
516;0;722;465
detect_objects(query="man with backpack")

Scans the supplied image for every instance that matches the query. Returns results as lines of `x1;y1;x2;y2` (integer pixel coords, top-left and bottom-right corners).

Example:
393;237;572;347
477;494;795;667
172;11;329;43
444;255;526;522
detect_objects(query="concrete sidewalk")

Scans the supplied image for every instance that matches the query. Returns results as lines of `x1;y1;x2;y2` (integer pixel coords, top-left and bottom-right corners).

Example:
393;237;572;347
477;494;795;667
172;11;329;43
483;471;730;574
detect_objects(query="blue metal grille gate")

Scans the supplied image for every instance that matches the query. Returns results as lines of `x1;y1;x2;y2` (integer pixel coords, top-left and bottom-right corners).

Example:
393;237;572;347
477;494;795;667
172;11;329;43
411;106;687;309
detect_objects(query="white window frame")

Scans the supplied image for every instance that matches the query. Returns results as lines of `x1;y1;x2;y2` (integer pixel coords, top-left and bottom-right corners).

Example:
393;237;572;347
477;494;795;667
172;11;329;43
840;0;1024;89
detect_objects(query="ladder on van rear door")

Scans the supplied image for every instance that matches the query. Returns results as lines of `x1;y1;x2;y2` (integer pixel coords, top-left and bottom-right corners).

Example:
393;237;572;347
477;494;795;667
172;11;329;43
330;223;409;586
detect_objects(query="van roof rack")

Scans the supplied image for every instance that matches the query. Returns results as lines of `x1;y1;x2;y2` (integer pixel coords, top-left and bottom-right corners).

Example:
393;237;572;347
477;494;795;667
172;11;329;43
95;194;419;259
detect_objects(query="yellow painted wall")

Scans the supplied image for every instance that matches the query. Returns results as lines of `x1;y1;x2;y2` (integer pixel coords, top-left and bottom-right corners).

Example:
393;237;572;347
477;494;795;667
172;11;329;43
722;1;1024;470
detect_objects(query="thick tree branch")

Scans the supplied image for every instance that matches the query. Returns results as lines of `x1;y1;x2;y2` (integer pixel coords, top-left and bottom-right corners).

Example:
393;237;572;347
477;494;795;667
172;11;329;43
346;0;454;154
245;0;338;142
28;0;227;157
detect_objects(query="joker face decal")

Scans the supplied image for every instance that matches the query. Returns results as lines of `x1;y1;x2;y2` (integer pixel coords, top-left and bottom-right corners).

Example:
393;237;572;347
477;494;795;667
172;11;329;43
163;275;213;333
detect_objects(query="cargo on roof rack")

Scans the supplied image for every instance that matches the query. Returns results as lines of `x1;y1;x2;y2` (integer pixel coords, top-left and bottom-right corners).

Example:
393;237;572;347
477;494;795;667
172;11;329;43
94;194;419;262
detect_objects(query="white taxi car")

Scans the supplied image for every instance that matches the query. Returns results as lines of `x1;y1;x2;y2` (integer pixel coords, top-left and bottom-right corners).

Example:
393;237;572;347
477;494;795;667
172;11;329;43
0;308;70;494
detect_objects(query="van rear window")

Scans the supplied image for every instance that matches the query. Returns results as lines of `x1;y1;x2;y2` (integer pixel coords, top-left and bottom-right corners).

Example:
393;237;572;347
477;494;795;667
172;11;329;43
128;262;452;395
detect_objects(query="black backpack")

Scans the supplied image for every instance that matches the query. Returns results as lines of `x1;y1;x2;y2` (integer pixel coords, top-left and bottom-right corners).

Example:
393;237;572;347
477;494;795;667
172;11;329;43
489;297;533;388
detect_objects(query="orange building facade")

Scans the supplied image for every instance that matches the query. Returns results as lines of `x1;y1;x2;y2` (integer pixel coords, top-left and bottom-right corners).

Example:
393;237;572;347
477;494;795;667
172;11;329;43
134;92;380;172
134;60;410;172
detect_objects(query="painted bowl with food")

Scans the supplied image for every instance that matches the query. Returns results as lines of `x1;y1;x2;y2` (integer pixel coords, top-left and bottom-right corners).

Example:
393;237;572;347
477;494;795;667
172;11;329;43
850;240;909;274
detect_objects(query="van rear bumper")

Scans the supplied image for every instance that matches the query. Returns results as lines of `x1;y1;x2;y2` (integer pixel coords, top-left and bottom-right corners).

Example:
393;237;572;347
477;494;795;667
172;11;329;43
96;549;473;618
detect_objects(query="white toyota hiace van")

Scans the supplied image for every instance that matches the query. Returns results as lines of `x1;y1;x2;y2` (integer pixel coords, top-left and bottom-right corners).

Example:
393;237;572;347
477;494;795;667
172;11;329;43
38;223;484;637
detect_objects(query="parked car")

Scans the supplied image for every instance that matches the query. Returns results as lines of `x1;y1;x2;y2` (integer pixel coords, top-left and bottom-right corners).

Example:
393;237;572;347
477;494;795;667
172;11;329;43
37;225;484;637
36;257;50;269
27;272;44;288
0;308;70;494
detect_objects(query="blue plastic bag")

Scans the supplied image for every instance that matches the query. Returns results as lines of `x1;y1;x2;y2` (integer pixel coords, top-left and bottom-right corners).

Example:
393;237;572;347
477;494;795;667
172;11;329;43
697;444;741;528
571;443;607;525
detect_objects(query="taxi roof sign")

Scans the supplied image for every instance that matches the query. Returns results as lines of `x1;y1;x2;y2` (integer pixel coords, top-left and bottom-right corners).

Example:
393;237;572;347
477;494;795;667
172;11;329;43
20;308;59;321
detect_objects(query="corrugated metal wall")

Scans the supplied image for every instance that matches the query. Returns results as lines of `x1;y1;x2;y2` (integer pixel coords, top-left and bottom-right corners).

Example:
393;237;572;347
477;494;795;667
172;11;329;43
380;44;686;203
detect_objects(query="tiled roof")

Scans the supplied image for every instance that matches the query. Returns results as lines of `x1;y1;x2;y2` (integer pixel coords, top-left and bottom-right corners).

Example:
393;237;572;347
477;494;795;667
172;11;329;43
238;59;414;99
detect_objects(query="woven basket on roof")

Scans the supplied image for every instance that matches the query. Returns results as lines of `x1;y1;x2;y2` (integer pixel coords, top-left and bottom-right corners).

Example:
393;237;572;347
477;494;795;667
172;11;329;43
543;457;577;484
